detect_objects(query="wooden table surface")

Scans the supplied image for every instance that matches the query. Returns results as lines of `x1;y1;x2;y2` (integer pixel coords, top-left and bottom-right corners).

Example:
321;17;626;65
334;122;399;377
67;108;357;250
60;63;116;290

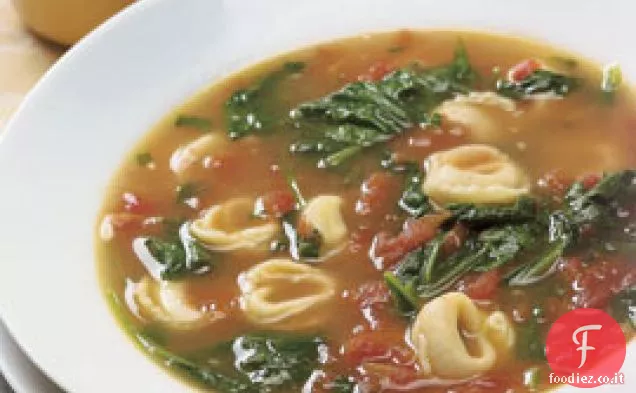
0;0;65;130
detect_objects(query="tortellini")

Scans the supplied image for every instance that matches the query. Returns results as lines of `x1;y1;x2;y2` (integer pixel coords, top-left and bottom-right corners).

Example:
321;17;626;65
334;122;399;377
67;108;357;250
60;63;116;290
410;292;515;379
133;276;223;329
239;259;336;330
190;198;279;251
423;144;529;204
301;195;348;247
436;92;519;143
170;133;227;175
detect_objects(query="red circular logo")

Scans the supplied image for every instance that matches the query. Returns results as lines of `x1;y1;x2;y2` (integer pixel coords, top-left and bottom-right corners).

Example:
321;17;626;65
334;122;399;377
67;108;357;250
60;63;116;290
545;309;626;388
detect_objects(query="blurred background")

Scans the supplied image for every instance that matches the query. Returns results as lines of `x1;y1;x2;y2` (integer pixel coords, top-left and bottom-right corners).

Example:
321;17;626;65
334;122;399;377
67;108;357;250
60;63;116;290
0;0;135;129
0;2;135;391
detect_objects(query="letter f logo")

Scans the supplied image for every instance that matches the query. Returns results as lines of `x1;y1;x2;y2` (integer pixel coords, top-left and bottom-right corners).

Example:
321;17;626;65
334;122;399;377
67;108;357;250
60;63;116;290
572;324;602;368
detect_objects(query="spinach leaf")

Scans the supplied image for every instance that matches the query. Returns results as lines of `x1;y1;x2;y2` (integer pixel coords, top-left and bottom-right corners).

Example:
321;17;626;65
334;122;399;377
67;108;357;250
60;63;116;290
145;222;214;280
229;334;324;391
289;44;477;167
609;287;636;329
175;115;213;132
108;293;252;393
386;170;636;313
384;271;419;315
135;152;153;167
507;239;566;286
508;171;636;286
567;170;636;218
496;69;578;99
475;223;540;272
549;56;578;70
226;62;305;139
447;196;537;227
428;43;478;87
175;182;201;204
139;335;253;393
398;166;433;218
416;243;488;299
386;197;546;306
516;312;547;361
383;226;444;314
385;235;488;309
282;212;323;260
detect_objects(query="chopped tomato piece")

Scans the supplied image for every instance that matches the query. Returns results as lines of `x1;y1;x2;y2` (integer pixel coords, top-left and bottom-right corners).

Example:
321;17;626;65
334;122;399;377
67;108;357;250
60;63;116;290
354;281;391;309
544;296;570;321
362;363;420;388
356;172;402;217
260;190;296;217
442;224;469;255
122;192;154;214
508;59;540;82
371;213;449;269
349;226;375;253
460;377;510;393
342;333;392;367
358;61;394;82
581;173;601;190
352;281;399;330
342;330;414;367
558;257;636;309
110;212;142;229
457;269;501;300
536;169;573;200
100;213;143;240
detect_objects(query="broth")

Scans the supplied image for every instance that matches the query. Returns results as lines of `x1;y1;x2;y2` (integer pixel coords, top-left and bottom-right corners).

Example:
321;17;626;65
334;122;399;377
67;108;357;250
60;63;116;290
97;30;636;392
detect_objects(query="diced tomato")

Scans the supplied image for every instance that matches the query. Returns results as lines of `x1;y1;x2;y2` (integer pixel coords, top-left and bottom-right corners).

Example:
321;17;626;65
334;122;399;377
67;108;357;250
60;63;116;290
458;269;502;300
356;172;402;217
342;330;413;367
354;281;392;309
460;377;510;393
358;61;394;82
508;59;540;82
558;257;636;309
342;333;392;367
122;192;153;214
581;173;602;190
536;169;574;200
381;365;419;387
342;331;420;389
100;213;143;240
296;216;315;238
509;290;532;323
352;281;399;330
260;190;296;217
362;363;420;388
371;213;448;269
544;296;570;321
349;226;375;253
442;224;469;255
109;212;143;230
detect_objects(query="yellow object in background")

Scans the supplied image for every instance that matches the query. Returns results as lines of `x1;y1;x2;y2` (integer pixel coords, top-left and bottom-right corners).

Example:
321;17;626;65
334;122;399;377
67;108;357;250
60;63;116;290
12;0;134;46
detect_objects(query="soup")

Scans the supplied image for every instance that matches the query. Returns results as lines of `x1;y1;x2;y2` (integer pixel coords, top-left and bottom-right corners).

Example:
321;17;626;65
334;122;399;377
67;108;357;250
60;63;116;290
97;30;636;392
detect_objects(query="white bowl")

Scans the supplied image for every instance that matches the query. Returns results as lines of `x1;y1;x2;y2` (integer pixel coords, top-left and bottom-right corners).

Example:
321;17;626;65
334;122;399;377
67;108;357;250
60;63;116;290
0;0;634;391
